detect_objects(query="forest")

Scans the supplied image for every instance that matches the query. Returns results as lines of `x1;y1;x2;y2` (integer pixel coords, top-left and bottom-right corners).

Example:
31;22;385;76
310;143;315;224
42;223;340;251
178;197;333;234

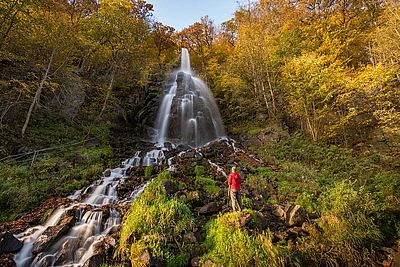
0;0;399;266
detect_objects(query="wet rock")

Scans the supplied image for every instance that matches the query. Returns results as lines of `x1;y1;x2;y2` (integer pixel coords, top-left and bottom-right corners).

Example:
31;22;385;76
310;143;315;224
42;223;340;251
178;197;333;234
104;169;111;177
0;232;23;254
285;205;307;226
199;202;221;215
164;142;173;150
182;151;195;158
183;232;197;243
32;216;75;254
162;180;178;196
83;252;106;267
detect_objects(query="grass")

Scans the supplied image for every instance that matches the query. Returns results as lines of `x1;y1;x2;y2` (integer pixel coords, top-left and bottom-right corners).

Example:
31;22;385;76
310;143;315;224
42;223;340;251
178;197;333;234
0;144;114;222
201;212;289;266
248;133;399;265
195;176;221;196
118;171;195;266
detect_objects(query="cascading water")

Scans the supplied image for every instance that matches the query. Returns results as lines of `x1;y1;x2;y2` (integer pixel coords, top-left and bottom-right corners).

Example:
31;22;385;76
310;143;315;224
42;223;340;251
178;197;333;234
155;48;225;148
13;151;165;267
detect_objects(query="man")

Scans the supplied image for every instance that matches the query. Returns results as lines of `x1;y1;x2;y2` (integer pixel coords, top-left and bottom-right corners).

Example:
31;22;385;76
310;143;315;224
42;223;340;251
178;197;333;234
227;166;242;212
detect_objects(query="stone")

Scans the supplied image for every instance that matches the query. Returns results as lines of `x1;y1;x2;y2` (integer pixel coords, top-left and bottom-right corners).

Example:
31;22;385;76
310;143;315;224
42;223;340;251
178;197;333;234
239;212;252;227
0;232;23;254
187;191;200;202
162;180;178;196
104;169;111;177
199;202;221;215
183;232;197;243
285;205;307;226
132;249;157;267
183;151;195;158
272;204;285;218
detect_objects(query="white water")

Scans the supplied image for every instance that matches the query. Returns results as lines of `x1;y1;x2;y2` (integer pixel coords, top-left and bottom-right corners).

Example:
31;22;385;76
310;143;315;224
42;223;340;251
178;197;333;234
14;151;165;267
155;48;226;148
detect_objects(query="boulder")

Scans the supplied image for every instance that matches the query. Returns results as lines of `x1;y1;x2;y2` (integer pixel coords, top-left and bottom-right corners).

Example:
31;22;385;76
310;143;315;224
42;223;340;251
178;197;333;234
199;202;221;215
0;232;23;254
285;205;307;226
162;180;178;196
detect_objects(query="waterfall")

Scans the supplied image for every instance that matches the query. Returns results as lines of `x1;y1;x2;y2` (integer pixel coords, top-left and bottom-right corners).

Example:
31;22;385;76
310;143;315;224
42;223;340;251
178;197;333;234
155;48;225;148
13;151;165;267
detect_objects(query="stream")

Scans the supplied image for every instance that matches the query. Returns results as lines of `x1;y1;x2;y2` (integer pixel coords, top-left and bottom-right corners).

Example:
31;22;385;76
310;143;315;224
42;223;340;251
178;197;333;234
13;150;165;267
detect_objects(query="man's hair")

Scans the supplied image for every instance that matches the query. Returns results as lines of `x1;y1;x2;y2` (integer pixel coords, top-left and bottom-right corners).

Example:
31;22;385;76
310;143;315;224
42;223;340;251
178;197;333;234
231;166;236;172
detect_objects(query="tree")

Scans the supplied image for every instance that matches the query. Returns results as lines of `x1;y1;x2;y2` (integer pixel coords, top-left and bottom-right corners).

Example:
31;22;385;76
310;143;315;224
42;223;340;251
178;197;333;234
176;16;216;74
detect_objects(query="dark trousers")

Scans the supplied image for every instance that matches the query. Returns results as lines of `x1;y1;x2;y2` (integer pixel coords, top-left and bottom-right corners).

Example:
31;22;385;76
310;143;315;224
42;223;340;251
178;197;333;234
230;189;242;212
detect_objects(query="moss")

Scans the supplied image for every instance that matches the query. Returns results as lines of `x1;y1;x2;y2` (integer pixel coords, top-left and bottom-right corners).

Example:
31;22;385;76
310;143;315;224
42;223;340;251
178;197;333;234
194;165;205;177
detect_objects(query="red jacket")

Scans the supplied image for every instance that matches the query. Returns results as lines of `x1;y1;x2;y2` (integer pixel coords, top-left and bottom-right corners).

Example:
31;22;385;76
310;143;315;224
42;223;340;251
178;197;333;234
228;172;241;190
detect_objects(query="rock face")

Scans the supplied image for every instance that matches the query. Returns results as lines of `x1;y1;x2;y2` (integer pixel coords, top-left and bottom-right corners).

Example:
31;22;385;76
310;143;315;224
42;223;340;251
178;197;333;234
199;202;221;215
0;232;23;254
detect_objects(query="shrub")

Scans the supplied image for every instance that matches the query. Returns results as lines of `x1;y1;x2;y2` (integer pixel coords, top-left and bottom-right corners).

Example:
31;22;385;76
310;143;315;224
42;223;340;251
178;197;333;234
297;181;382;265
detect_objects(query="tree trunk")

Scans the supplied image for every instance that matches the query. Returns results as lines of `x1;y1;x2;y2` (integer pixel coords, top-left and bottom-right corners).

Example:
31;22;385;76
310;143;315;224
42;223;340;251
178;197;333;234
98;71;115;120
21;48;56;137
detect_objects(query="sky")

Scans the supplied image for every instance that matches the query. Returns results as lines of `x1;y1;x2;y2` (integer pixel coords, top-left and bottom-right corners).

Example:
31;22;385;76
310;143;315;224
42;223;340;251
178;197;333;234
147;0;243;31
